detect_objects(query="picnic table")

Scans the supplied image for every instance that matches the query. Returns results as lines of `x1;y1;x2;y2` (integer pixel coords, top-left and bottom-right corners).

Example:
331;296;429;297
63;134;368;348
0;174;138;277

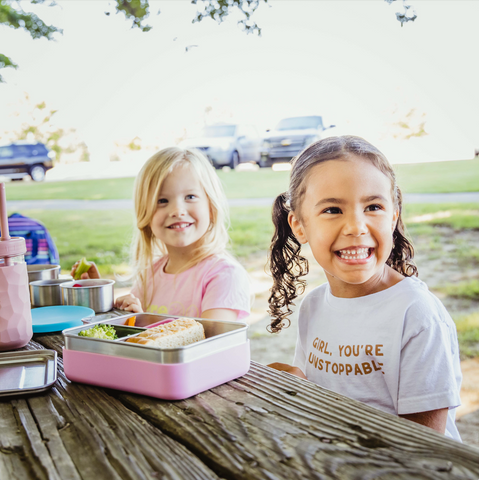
2;329;479;479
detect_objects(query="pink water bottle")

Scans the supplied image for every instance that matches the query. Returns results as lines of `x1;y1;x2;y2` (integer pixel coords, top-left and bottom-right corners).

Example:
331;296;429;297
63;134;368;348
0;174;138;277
0;183;32;351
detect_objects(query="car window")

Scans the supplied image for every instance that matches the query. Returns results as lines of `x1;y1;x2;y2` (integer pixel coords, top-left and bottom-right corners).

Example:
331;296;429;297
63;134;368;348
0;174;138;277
275;116;323;131
36;144;48;155
201;125;236;137
0;147;13;158
14;145;32;157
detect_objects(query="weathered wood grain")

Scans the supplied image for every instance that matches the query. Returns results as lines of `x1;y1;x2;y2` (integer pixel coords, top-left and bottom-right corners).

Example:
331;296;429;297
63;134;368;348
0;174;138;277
0;339;219;480
117;363;479;480
31;333;479;480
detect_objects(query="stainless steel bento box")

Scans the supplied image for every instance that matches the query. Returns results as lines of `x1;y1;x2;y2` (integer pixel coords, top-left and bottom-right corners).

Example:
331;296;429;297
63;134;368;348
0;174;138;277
62;313;250;400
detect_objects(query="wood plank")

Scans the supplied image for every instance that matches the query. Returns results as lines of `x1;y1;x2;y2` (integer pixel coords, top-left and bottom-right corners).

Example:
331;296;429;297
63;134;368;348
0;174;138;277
0;339;219;480
33;333;479;479
117;363;479;479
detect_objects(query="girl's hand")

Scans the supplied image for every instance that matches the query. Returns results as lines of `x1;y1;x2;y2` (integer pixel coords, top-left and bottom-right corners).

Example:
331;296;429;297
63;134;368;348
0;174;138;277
70;260;101;279
114;294;143;313
267;362;307;379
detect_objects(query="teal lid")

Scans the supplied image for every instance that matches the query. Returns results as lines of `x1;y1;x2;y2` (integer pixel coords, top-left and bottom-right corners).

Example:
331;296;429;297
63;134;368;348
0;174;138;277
32;306;95;333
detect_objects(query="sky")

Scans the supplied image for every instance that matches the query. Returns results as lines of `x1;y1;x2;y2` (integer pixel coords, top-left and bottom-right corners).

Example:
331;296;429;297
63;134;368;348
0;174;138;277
1;0;478;164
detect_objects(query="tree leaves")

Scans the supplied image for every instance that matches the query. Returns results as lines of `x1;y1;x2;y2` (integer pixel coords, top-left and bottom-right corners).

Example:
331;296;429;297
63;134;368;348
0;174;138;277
0;0;61;39
0;53;17;83
191;0;268;36
0;0;418;82
115;0;152;32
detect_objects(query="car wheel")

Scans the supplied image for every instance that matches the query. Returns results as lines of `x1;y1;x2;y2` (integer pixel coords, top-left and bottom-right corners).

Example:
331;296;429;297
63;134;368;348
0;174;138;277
30;164;46;182
229;151;240;169
258;157;269;168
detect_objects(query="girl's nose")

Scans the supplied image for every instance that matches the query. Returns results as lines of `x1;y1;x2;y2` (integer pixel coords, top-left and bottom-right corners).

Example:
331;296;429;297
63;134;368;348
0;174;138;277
343;212;368;237
169;201;186;217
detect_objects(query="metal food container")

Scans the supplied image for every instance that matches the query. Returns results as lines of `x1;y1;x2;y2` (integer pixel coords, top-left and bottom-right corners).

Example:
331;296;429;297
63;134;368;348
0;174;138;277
27;264;61;283
0;350;57;397
63;313;250;400
29;278;74;307
61;279;115;313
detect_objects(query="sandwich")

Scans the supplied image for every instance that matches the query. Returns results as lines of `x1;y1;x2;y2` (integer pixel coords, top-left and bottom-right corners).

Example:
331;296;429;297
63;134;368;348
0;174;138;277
125;318;205;348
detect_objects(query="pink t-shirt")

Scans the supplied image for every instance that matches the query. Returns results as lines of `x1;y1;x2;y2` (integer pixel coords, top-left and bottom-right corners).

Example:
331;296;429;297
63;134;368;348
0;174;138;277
131;254;251;320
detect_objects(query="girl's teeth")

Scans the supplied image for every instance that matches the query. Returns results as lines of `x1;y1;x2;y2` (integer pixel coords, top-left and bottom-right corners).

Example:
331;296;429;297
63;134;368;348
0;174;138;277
338;248;370;259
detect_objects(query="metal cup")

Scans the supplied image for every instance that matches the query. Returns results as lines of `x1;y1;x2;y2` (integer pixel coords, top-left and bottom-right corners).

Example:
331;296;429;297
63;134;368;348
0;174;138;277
27;264;61;283
29;278;74;307
61;279;115;313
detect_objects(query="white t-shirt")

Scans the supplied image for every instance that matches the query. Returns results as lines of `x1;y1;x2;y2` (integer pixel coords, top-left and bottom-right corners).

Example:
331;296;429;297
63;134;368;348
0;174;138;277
293;276;462;441
131;254;251;319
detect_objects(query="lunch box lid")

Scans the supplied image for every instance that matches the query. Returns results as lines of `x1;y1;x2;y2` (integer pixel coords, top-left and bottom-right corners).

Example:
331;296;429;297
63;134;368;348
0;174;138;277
0;349;57;397
32;305;95;333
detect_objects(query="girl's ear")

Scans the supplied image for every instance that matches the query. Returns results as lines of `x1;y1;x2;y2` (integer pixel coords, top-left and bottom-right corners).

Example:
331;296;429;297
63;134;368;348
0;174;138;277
288;211;308;244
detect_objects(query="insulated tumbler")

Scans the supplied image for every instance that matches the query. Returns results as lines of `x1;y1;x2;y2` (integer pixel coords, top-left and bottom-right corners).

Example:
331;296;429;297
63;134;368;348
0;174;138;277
0;183;32;351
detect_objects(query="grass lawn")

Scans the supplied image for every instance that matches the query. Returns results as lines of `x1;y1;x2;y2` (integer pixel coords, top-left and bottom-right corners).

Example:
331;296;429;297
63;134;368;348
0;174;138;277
17;202;479;274
395;159;479;194
4;157;478;201
18;206;276;274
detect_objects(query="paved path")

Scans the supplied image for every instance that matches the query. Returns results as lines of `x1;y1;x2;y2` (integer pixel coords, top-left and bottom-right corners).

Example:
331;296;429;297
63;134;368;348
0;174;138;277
7;192;479;211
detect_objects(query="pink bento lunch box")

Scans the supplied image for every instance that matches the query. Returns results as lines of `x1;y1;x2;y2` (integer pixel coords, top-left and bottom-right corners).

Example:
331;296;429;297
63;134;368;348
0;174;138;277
62;313;250;400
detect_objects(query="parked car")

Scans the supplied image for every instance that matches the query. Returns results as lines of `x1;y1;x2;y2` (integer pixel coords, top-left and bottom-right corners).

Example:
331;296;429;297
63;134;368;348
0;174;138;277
0;141;55;181
181;124;262;169
259;115;336;167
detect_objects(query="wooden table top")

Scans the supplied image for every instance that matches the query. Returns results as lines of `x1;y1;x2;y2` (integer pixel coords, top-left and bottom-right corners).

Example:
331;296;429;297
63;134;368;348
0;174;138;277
1;331;478;480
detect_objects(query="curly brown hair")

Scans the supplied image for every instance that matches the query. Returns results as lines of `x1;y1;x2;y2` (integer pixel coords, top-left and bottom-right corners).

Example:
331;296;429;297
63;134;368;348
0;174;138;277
267;136;417;333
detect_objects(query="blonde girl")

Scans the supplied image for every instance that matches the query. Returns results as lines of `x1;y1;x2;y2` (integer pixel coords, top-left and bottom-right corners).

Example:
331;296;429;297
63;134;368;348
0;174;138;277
267;136;462;440
72;147;250;321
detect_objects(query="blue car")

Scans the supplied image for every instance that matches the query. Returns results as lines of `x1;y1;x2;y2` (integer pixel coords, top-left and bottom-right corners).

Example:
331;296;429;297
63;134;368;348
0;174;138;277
0;141;55;181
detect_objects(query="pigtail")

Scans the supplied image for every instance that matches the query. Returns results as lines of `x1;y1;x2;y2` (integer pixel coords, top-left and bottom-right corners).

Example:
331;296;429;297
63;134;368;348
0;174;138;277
267;193;309;333
387;187;418;277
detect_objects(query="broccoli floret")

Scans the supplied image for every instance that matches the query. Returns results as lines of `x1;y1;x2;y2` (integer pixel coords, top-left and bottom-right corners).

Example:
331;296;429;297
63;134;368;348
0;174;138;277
78;324;118;340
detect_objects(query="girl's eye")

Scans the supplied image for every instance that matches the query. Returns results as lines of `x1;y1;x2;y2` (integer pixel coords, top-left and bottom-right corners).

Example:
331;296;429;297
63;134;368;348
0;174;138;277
157;198;168;205
365;204;383;212
186;194;197;200
323;207;342;214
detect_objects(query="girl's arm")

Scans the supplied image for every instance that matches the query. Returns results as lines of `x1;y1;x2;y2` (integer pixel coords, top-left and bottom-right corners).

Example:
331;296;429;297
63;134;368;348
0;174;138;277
267;362;307;379
399;408;448;434
201;308;239;321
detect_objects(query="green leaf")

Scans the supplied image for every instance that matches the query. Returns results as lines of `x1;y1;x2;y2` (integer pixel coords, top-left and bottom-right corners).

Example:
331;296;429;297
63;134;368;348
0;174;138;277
0;53;18;82
115;0;151;32
0;2;62;40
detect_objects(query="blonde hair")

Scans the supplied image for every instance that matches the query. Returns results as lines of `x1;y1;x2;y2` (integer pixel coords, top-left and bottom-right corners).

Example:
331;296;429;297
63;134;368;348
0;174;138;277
131;147;230;308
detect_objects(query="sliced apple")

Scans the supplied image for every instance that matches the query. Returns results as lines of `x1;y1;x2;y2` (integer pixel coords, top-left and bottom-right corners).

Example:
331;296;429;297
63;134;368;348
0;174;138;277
74;257;92;280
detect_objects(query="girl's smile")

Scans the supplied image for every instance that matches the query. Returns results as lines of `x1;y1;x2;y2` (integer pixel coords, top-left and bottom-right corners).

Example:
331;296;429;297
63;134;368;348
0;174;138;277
335;245;374;263
289;156;403;297
167;222;193;230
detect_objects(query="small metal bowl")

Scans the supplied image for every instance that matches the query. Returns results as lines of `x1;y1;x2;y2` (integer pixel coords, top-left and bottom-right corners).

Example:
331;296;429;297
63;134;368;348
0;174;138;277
29;278;74;307
27;264;61;283
61;279;115;313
